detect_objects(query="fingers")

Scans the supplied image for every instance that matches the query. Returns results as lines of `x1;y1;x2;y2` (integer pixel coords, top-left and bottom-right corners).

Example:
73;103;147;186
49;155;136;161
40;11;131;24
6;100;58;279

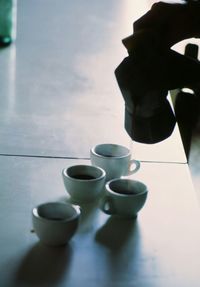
123;1;200;52
122;30;160;55
123;2;173;52
133;2;168;33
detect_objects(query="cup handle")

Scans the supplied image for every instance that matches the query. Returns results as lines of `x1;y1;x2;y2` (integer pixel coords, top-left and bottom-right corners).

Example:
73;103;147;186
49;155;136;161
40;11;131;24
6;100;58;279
100;196;116;215
128;159;140;175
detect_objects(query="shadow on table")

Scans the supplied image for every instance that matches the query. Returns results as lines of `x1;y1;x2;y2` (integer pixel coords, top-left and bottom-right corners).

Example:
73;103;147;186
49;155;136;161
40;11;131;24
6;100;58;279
95;217;142;281
60;195;101;234
95;216;140;251
76;200;101;233
14;242;73;286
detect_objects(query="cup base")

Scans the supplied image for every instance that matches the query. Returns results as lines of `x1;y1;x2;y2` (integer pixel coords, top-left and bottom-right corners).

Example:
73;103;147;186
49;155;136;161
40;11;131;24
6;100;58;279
0;36;12;47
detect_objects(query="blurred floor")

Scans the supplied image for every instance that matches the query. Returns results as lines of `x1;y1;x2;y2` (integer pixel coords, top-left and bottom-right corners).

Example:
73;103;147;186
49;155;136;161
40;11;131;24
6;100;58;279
188;122;200;201
172;40;200;202
174;93;200;201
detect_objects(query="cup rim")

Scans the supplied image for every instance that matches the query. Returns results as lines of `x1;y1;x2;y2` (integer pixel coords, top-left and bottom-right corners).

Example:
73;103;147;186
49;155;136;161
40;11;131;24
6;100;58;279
62;164;106;182
32;201;81;222
106;178;148;197
91;143;131;159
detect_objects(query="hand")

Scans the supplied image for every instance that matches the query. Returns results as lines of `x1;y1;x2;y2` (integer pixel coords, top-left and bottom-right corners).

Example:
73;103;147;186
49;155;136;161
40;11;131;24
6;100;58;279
123;1;200;51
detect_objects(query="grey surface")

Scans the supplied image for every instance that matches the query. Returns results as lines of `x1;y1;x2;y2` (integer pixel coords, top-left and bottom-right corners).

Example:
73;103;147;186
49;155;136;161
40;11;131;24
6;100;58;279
0;155;200;287
0;0;186;162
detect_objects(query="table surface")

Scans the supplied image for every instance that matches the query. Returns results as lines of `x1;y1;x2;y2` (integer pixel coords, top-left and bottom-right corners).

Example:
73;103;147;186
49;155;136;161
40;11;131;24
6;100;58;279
0;0;186;163
0;156;200;287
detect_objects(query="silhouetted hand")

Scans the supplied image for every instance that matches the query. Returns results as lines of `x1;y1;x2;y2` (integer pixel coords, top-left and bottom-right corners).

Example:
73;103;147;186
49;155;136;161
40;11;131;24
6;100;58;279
123;1;200;52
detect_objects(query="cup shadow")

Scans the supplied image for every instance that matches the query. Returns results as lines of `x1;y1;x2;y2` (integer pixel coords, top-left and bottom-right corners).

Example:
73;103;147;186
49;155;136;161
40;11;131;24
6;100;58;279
58;195;101;234
69;197;101;234
95;216;140;251
14;242;73;286
95;216;143;283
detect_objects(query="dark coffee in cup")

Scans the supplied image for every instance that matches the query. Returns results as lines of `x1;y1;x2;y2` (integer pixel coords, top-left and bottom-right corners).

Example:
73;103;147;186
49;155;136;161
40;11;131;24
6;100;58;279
110;181;138;195
38;209;67;221
45;216;65;221
71;174;96;180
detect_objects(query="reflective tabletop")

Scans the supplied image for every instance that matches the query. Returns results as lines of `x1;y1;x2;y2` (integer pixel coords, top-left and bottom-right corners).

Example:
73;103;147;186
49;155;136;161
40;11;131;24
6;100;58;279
0;156;199;287
0;0;186;162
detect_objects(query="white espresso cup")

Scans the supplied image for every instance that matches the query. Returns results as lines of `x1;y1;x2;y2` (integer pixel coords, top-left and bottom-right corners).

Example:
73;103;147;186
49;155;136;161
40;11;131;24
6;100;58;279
100;178;148;218
62;164;106;203
90;143;140;181
32;202;81;246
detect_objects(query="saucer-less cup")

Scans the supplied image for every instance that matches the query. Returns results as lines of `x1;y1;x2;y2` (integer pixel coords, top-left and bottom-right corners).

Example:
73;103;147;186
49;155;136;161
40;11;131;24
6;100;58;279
100;178;148;218
90;143;140;181
62;165;106;203
32;202;81;246
0;0;17;46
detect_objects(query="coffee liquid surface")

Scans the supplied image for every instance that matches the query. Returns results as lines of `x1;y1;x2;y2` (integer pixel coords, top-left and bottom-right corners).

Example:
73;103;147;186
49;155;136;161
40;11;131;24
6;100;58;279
49;217;65;221
72;174;96;180
102;154;113;157
41;216;66;221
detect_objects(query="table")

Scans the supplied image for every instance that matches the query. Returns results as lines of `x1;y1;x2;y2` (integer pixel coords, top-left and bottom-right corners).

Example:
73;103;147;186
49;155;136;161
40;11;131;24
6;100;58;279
0;156;200;287
0;0;186;163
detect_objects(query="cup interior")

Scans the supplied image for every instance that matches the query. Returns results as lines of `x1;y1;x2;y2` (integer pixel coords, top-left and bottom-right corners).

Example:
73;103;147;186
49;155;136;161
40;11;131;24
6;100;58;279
93;144;129;158
34;202;79;221
65;165;104;181
107;179;147;196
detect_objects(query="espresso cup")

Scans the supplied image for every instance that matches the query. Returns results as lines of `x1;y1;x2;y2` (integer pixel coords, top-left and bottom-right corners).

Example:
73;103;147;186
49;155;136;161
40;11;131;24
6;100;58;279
32;202;81;246
62;165;106;203
90;143;140;180
100;178;148;218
